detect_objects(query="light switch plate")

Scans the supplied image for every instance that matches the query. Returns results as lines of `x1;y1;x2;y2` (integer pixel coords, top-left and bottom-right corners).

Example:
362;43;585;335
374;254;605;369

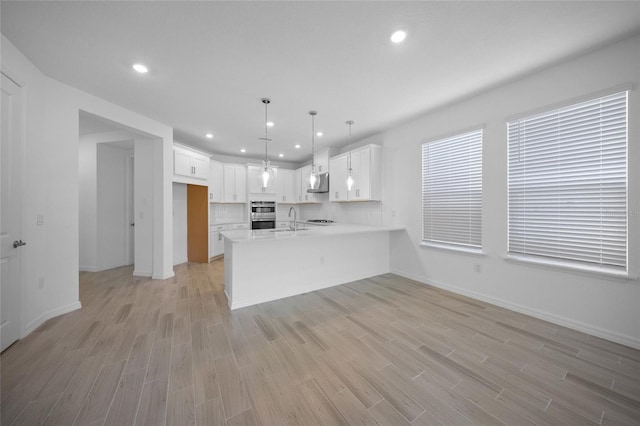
37;214;44;226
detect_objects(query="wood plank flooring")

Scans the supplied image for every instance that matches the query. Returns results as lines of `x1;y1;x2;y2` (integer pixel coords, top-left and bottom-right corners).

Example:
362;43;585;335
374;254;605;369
2;260;639;425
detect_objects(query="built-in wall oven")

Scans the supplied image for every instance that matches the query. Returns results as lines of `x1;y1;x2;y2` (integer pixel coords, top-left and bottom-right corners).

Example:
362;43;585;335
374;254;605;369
250;201;276;230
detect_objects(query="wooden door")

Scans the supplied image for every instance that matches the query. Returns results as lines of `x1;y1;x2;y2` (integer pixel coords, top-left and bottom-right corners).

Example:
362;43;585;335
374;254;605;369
187;184;208;263
1;73;23;351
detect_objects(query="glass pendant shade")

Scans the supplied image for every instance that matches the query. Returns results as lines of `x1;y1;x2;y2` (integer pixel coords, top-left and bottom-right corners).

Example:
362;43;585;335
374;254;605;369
346;172;354;191
308;110;320;189
346;120;355;191
260;161;274;188
309;166;318;189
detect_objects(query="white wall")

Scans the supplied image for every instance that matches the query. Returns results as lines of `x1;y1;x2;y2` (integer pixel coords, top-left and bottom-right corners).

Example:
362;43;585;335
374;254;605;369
79;141;97;271
1;35;175;336
173;183;187;265
378;35;640;348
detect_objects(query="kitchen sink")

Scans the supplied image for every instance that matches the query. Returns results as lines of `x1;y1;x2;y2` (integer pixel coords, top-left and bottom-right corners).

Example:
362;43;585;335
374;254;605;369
269;228;309;233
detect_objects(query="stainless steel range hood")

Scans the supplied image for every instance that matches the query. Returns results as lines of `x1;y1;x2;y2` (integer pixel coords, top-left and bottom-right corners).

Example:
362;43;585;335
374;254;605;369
307;172;329;193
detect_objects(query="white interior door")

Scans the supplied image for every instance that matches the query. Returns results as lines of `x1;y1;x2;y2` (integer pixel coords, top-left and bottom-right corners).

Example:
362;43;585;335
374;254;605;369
1;73;24;352
126;155;135;265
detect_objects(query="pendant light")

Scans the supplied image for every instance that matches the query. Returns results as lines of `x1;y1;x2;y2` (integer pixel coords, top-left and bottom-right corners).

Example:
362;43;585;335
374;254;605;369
258;98;275;188
308;110;319;190
346;120;355;191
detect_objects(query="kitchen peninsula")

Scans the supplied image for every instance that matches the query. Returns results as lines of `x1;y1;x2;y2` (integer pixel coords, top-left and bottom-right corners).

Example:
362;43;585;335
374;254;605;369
221;223;403;309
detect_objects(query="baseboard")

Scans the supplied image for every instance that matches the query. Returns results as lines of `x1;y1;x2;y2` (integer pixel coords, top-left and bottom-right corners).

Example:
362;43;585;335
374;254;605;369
391;268;640;350
24;301;82;336
173;257;188;266
152;270;175;280
82;263;131;273
79;265;99;272
224;290;231;309
132;270;152;277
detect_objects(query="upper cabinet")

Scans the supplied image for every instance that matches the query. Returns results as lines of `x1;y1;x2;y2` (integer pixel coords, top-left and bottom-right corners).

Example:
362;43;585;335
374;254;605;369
223;164;247;203
313;147;335;175
209;160;223;203
247;164;278;195
329;154;348;202
276;169;296;204
329;144;382;202
315;147;332;175
173;146;209;183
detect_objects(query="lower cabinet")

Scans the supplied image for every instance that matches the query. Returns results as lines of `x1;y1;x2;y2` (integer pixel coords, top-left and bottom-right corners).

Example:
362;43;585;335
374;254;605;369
209;224;226;258
209;222;249;258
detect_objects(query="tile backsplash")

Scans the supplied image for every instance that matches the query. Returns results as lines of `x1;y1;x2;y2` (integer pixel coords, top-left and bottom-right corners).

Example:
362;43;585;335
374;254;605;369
209;198;385;226
210;204;247;224
299;200;383;226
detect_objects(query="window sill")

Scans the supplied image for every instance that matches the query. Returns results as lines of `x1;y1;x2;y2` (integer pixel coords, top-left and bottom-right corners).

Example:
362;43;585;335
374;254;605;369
504;254;635;281
420;242;485;256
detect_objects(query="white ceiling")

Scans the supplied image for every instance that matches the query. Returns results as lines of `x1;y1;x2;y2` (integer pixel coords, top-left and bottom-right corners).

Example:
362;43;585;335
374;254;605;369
2;1;639;164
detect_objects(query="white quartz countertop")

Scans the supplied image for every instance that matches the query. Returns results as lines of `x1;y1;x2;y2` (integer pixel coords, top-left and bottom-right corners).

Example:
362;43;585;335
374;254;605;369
220;223;404;243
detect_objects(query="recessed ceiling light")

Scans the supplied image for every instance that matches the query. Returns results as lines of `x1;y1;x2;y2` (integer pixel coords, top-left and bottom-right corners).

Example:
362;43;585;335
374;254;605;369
205;133;213;139
266;122;274;127
132;63;148;73
240;148;246;153
294;144;301;149
316;132;323;137
390;30;407;44
278;153;284;158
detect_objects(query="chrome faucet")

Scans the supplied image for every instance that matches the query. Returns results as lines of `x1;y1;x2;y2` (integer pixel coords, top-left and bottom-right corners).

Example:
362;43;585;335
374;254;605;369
288;206;297;231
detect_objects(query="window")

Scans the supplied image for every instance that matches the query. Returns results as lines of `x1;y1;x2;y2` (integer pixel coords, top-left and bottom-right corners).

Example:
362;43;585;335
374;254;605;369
422;129;483;251
507;91;628;273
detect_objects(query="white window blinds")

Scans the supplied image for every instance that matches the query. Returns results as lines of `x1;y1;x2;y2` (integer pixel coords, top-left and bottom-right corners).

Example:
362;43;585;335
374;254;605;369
507;91;628;271
422;129;483;250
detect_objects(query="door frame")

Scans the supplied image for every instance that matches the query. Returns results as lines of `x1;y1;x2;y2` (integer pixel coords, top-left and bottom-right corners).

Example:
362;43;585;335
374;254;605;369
1;69;27;344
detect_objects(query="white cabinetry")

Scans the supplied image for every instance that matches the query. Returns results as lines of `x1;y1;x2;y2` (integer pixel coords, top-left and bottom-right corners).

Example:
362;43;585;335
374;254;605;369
276;169;296;203
209;160;223;203
173;146;209;182
313;147;335;175
223;164;247;203
247;164;277;195
210;224;226;258
209;222;249;258
329;154;348;202
329;145;382;202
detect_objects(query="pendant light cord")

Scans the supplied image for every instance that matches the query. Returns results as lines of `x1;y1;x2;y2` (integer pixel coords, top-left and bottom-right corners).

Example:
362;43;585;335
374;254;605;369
309;111;317;169
347;120;354;170
261;98;271;165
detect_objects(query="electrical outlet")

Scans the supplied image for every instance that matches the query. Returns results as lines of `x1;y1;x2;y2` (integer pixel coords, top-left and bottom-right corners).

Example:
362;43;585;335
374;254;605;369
37;214;44;226
320;256;325;264
474;263;482;273
39;277;45;289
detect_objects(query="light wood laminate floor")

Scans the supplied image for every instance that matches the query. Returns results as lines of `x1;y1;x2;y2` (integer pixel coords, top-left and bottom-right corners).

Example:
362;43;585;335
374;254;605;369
2;260;639;425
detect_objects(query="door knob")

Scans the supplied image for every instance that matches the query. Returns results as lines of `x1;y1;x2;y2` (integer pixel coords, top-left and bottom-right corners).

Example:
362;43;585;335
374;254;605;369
13;240;26;248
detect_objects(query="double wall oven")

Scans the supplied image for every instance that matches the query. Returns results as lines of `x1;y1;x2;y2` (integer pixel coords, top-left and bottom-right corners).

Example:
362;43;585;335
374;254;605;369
250;201;276;230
